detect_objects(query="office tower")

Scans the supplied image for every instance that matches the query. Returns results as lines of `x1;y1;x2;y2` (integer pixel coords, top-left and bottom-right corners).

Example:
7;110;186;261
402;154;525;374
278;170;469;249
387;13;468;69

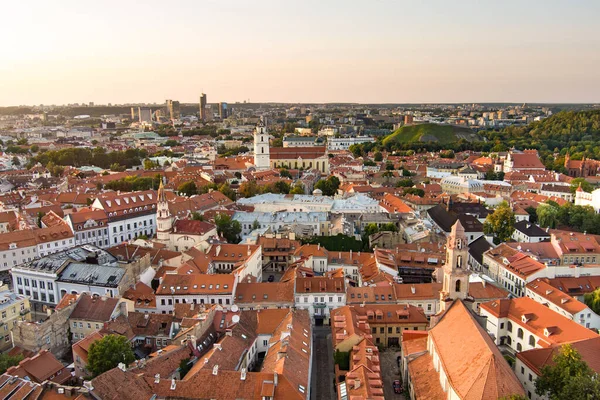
131;107;137;120
219;102;228;119
199;93;207;122
166;99;181;120
139;107;152;123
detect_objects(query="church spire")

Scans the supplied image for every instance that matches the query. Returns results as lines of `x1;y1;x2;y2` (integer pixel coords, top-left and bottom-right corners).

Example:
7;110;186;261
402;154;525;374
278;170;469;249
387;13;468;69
158;179;167;203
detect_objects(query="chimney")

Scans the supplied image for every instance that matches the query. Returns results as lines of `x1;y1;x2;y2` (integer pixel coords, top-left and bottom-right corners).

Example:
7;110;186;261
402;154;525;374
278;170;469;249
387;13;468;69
274;372;278;386
225;329;232;337
354;379;361;390
212;365;219;375
170;378;176;390
350;249;353;260
117;363;126;372
317;244;320;251
216;245;221;257
240;368;247;381
154;374;160;384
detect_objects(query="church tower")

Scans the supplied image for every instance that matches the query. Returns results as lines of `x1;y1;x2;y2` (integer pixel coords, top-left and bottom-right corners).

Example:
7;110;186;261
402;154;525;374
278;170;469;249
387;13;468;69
253;120;270;170
439;220;471;312
156;180;172;242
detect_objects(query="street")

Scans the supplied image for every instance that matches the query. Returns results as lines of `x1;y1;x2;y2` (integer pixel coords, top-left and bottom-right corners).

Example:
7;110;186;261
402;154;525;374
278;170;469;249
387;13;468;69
380;349;407;400
311;326;335;400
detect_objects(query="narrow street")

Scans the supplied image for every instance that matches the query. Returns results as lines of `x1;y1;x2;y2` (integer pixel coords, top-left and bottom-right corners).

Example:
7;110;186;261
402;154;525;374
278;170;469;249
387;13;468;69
311;326;335;400
380;349;407;400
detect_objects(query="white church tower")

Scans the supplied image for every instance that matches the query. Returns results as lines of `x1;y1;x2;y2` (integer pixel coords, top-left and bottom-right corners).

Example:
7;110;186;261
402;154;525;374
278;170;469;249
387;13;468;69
156;180;172;243
439;220;471;312
253;119;270;170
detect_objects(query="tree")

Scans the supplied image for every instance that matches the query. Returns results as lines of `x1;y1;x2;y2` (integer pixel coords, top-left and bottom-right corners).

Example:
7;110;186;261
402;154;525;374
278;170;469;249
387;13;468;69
239;180;259;198
290;182;305;195
214;213;241;243
571;178;594;194
314;176;340;196
535;344;600;400
395;178;414;188
11;156;20;166
536;202;559;229
374;151;383;162
218;183;236;201
164;139;179;147
178;181;198;197
191;212;204;221
279;169;292;179
584;288;600;315
87;334;135;377
143;159;158;170
0;354;23;374
483;201;515;244
403;188;425;197
525;206;538;223
30;144;39;153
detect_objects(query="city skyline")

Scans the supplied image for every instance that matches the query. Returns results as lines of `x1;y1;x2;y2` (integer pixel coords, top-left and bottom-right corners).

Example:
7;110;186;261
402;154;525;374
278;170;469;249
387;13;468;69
1;0;600;106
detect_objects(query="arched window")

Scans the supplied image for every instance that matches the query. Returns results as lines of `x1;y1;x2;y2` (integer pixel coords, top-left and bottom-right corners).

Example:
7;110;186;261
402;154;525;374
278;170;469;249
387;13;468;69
529;335;535;347
457;255;462;269
517;328;524;339
261;148;264;154
506;336;512;345
507;321;513;332
455;280;461;293
517;343;522;352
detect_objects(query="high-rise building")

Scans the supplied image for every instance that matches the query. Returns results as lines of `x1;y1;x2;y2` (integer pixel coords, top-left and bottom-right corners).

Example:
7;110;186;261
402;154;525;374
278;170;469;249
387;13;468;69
138;107;152;123
166;99;181;120
131;107;137;120
199;93;207;122
219;102;228;119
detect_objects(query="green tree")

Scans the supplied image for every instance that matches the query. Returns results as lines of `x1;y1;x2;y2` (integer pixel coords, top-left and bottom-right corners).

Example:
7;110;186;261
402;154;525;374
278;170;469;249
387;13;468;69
214;213;241;243
178;181;198;196
0;354;23;374
143;159;158;170
571;178;594;194
191;212;204;221
164;139;179;147
11;156;20;166
483;201;515;244
525;206;538;223
279;169;292;179
535;344;600;400
374;152;383;162
218;183;236;201
537;203;560;229
403;188;425;197
314;176;340;196
87;334;135;378
30;144;39;153
584;288;600;315
395;178;414;188
290;182;305;195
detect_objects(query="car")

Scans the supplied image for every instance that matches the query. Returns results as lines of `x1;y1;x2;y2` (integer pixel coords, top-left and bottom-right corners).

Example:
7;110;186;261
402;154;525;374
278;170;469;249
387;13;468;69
267;275;275;282
393;380;402;394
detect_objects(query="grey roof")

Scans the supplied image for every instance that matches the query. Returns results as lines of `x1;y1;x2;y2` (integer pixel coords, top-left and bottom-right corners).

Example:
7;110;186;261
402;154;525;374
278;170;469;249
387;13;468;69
57;263;125;287
19;245;117;274
514;220;550;238
468;236;493;265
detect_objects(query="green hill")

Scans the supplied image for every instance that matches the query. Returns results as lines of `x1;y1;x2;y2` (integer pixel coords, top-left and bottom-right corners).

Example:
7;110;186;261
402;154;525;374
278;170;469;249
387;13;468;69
382;123;480;145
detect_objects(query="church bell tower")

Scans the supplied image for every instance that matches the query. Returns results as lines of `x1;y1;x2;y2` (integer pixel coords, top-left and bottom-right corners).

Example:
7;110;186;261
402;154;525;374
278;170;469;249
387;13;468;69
440;220;471;312
253;119;270;170
156;180;172;242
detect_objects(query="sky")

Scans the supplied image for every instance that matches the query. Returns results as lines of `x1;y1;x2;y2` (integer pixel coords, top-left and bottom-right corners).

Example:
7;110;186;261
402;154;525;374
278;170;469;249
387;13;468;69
1;0;599;106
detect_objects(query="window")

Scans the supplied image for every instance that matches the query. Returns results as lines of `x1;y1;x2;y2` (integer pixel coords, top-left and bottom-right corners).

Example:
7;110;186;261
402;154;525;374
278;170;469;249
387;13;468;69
371;327;376;334
387;327;392;334
517;343;522;352
529;335;535;347
379;327;384;334
455;280;461;292
521;366;525;375
507;321;513;332
517;328;524;339
528;373;532;382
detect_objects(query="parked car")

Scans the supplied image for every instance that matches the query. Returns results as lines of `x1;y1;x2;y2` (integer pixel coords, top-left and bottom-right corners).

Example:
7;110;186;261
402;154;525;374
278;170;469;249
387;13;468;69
393;380;402;394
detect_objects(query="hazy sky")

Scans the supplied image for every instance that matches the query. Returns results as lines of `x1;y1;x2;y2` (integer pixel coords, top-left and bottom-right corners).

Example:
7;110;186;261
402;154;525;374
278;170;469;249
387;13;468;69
1;0;599;106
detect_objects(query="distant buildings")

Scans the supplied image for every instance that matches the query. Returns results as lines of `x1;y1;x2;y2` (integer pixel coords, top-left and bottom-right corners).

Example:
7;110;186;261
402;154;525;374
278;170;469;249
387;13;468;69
199;93;207;121
138;107;152;123
219;102;228;119
165;99;180;120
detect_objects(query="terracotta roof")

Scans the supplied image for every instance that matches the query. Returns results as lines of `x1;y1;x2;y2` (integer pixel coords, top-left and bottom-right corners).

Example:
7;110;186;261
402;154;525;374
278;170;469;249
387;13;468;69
123;281;156;309
156;274;235;296
480;297;598;347
379;193;414;214
295;276;345;294
6;350;70;384
270;146;327;160
468;282;510;300
408;353;446;400
235;282;294;304
173;219;216;235
72;331;105;365
526;278;588;314
429;300;525;399
69;293;120;322
517;337;600;376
